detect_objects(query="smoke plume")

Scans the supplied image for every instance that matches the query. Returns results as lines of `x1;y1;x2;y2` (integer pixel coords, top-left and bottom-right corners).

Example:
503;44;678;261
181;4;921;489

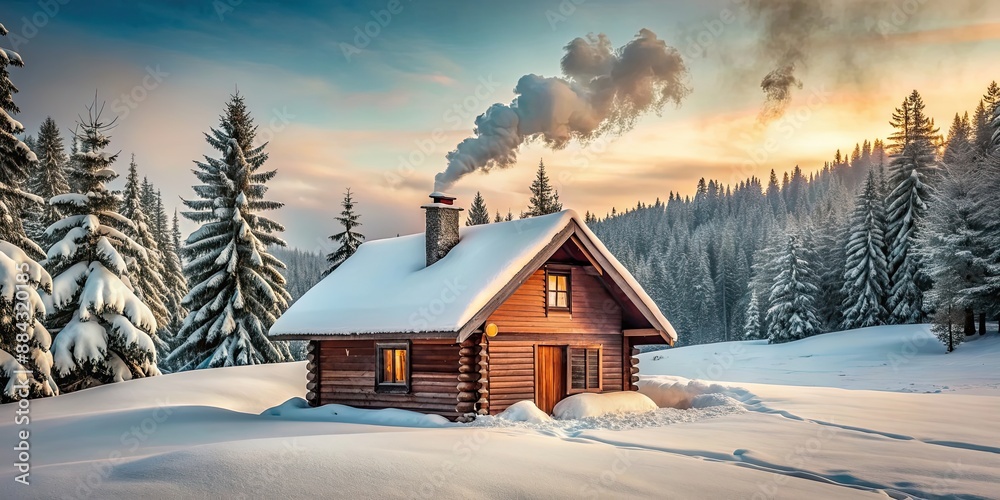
744;0;830;124
434;28;690;192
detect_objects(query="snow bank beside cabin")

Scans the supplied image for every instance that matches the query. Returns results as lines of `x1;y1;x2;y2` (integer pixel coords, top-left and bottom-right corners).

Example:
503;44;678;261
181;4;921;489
496;400;553;423
552;391;658;419
264;398;452;428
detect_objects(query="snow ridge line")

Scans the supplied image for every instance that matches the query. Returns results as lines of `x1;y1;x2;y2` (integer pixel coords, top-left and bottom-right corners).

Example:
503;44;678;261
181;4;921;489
740;393;1000;457
573;434;919;500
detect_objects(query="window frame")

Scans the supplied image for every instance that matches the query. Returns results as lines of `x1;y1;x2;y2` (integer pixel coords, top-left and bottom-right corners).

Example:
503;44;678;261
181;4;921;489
375;341;411;393
566;344;603;394
545;266;572;314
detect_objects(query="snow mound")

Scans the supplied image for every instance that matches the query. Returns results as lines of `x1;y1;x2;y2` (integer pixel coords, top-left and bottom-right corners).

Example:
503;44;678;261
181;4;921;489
263;398;452;428
637;378;732;409
552;391;658;419
496;400;552;423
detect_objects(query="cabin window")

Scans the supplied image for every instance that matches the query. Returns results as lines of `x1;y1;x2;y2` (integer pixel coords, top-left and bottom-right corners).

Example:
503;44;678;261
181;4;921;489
546;270;571;312
375;342;410;393
567;346;602;393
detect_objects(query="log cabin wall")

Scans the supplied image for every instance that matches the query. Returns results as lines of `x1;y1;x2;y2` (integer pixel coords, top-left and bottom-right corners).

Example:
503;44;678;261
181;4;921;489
314;338;461;419
486;265;625;414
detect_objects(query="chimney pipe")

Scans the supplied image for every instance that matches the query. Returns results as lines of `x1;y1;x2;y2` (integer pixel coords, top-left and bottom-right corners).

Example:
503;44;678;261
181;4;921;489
423;192;463;266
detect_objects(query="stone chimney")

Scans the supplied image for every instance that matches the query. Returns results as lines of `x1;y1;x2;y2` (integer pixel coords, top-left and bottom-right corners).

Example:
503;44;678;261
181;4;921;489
422;192;463;267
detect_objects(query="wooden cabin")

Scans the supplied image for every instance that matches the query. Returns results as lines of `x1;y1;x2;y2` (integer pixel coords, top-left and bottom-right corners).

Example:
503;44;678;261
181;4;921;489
269;193;676;420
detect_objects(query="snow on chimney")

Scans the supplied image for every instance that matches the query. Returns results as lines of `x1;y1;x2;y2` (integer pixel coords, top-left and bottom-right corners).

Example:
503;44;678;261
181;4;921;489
422;192;463;267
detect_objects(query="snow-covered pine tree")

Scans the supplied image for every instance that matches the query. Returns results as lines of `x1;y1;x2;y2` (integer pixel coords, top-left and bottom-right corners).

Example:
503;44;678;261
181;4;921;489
766;235;821;344
885;90;937;324
841;169;890;330
25;117;70;245
0;24;59;400
743;289;762;340
523;159;562;217
162;209;188;330
918;159;984;343
170;93;291;370
972;82;999;159
930;304;963;353
0;241;58;401
46;103;161;391
323;187;364;277
119;155;170;349
0;24;40;257
466;191;490;226
967;100;1000;330
156;208;189;370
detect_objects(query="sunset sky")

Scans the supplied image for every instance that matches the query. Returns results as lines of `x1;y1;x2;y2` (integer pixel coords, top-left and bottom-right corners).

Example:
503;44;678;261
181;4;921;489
4;0;999;251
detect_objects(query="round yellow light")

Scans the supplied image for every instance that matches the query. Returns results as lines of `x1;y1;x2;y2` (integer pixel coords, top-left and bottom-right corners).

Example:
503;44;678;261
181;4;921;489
485;323;499;337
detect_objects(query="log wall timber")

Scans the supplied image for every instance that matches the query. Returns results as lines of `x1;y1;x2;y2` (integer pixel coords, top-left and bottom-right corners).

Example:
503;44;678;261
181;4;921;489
455;334;484;420
315;338;461;419
306;340;320;407
485;265;626;415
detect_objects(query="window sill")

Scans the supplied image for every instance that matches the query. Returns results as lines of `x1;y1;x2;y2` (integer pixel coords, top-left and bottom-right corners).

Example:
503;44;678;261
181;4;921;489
375;384;410;394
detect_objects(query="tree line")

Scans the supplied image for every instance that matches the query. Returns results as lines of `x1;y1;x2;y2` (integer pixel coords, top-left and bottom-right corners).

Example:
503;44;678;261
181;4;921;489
590;83;1000;351
0;26;333;401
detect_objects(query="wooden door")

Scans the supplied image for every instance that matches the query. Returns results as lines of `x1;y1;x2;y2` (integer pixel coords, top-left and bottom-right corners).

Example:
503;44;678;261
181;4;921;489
535;346;566;414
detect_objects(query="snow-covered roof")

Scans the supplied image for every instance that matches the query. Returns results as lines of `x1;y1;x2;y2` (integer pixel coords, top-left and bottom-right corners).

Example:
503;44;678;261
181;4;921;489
269;210;675;342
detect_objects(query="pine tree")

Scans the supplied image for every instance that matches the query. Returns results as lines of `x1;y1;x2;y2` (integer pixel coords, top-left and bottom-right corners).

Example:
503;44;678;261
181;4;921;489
968;92;1000;328
524;159;563;217
0;24;40;257
163;209;188;327
743;290;762;340
766;235;821;343
930;304;963;353
918;160;985;339
324;188;365;277
493;210;503;223
0;241;58;401
466;191;490;226
973;82;1000;158
47;102;161;391
885;90;937;324
119;155;170;347
0;24;59;400
170;93;291;370
841;169;890;330
25;117;70;245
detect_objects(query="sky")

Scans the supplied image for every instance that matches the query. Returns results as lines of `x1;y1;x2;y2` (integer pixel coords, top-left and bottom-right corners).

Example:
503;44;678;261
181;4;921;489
3;0;999;252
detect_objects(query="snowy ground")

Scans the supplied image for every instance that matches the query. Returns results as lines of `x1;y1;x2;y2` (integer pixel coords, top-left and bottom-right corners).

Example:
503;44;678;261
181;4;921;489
2;325;998;499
